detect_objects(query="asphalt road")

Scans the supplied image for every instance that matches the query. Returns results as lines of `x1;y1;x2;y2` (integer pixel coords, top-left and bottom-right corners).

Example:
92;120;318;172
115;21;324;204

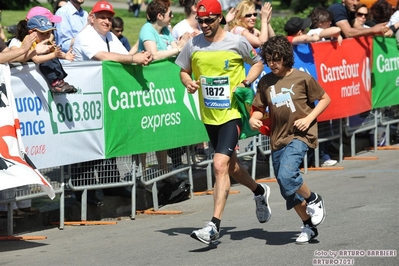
0;148;398;266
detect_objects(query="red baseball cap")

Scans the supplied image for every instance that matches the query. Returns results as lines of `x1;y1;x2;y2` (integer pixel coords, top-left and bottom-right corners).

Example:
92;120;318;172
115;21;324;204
196;0;226;25
91;1;115;15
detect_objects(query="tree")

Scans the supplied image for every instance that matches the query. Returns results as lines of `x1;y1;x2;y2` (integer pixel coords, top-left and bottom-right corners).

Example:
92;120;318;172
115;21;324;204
0;0;40;10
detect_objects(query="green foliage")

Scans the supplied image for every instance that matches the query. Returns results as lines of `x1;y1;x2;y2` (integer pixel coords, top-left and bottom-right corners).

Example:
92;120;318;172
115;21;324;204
287;0;337;13
0;0;40;10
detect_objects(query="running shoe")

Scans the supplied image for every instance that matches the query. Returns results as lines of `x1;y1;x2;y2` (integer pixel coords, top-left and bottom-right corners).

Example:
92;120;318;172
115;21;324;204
254;184;271;223
296;224;318;244
190;221;220;245
306;193;326;226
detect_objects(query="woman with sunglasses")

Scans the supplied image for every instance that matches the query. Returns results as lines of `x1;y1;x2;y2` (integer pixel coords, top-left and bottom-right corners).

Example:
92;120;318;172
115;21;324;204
351;4;371;29
228;0;274;48
138;0;190;60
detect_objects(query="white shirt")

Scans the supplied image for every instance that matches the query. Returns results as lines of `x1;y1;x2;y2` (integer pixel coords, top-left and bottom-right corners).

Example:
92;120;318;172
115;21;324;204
388;11;399;26
73;25;128;61
8;38;22;48
171;19;201;40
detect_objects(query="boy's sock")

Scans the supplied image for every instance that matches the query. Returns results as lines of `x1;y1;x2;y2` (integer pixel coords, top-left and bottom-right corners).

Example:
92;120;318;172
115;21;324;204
211;217;221;232
253;184;265;196
303;217;314;227
305;192;316;203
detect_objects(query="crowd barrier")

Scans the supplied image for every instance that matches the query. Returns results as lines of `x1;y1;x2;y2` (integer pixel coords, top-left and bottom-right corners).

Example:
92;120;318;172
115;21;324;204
1;36;398;236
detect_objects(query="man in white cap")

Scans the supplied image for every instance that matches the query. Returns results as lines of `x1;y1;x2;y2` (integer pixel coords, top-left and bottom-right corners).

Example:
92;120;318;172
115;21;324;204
73;1;152;64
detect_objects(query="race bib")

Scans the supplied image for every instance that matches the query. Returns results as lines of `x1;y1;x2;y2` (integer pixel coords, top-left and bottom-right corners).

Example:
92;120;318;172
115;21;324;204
200;75;230;109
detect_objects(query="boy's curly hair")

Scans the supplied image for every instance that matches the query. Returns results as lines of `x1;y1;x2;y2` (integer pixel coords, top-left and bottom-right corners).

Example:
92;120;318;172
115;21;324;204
259;35;294;68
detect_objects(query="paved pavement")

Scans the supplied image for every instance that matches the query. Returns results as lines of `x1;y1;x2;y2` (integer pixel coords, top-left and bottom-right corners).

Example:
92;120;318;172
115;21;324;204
0;147;398;265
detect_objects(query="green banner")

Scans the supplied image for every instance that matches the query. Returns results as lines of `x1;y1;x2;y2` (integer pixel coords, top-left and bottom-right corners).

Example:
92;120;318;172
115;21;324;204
371;37;399;109
102;59;209;158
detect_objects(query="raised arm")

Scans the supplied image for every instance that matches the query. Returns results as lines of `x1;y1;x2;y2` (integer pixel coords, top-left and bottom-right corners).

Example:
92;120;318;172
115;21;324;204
336;19;386;38
241;2;272;48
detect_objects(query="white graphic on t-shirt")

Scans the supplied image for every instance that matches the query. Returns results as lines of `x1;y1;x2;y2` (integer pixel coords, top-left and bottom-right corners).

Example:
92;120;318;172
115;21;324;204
270;84;296;112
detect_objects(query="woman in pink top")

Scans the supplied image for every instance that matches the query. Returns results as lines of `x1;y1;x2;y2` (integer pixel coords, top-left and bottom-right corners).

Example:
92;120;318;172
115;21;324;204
227;0;274;48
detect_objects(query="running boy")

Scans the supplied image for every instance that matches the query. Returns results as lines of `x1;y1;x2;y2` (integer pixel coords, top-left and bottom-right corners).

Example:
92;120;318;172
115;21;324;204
249;35;329;244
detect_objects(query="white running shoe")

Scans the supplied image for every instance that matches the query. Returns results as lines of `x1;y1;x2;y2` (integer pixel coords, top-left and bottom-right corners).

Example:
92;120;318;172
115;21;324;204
296;225;318;244
254;184;271;223
190;221;220;245
306;193;326;226
321;159;337;167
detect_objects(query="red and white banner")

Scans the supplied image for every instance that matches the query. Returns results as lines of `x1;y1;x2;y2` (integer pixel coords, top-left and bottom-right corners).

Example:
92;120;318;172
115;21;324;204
311;37;373;121
0;64;54;199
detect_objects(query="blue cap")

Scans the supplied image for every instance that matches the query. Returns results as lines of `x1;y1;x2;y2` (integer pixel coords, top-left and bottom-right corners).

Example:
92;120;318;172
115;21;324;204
27;15;56;32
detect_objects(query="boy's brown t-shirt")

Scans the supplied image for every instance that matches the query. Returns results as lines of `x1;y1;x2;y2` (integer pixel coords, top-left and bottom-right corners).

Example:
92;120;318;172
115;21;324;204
253;69;325;151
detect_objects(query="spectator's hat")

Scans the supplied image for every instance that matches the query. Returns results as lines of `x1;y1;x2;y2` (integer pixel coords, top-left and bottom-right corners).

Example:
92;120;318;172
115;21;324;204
26;6;62;23
27;15;56;32
196;0;226;25
91;1;115;15
284;17;312;35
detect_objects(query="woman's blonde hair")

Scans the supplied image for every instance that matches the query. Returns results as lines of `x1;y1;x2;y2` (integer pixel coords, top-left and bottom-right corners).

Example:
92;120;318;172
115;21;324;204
229;0;256;29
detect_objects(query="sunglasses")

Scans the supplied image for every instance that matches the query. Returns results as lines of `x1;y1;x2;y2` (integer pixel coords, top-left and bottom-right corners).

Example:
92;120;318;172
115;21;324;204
164;11;173;18
244;13;258;18
114;29;123;33
356;12;368;17
196;16;219;25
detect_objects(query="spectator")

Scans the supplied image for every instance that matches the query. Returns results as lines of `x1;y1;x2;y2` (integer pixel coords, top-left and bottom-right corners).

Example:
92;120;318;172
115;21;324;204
383;0;399;44
328;0;387;38
71;1;152;205
53;0;68;14
228;0;275;48
55;0;89;53
129;0;144;17
351;4;371;29
308;6;343;45
172;0;202;40
26;15;77;93
111;17;131;51
73;1;152;63
284;16;321;44
138;0;190;60
369;0;394;25
138;0;191;178
251;0;262;12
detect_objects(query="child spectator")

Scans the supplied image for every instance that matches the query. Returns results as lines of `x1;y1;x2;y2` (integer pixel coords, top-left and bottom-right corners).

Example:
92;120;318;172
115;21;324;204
384;1;399;45
111;17;131;51
27;15;76;93
308;7;343;45
284;16;320;45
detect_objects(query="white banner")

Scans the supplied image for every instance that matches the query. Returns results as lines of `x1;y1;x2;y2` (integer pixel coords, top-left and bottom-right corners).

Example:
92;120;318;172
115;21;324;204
10;61;105;169
1;64;54;198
